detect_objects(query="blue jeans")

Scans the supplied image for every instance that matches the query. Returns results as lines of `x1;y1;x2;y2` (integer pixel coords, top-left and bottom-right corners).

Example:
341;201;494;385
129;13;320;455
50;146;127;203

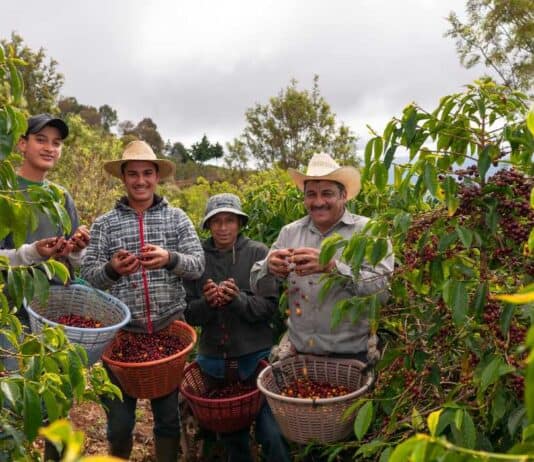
197;351;290;462
102;366;181;443
221;402;291;462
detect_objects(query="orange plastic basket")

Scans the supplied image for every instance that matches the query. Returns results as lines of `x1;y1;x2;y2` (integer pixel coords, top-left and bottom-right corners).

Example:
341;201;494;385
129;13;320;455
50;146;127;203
180;360;267;433
102;320;197;399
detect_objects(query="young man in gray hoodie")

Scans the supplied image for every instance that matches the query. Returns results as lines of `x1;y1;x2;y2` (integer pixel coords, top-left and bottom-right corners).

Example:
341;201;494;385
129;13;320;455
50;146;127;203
184;193;290;462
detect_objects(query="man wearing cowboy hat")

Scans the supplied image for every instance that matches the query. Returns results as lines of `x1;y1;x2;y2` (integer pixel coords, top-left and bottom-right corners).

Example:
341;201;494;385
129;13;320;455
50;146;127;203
81;140;205;461
251;153;394;363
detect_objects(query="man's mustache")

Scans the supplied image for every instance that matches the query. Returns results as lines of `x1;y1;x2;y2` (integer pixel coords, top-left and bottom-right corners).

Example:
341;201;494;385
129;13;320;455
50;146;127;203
310;205;330;211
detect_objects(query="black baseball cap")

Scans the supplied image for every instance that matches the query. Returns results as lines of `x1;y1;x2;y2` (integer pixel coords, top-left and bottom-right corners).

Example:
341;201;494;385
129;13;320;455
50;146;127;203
25;113;69;139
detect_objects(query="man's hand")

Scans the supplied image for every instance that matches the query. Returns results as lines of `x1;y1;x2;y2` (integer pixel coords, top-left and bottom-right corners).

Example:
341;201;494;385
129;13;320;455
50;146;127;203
219;278;239;304
35;237;69;259
267;248;294;278
138;244;170;270
203;279;222;307
291;247;335;276
70;225;90;251
111;249;140;275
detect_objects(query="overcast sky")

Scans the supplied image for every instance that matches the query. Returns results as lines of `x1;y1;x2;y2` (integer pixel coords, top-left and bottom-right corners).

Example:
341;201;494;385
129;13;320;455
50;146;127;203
2;0;484;153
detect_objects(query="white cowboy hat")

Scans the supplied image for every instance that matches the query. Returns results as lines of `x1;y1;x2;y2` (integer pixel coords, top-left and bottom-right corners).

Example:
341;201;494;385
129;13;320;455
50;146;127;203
103;140;176;182
288;153;361;199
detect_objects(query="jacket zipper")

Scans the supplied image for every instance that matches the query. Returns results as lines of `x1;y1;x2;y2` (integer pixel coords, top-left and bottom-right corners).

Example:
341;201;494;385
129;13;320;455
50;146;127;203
137;212;153;334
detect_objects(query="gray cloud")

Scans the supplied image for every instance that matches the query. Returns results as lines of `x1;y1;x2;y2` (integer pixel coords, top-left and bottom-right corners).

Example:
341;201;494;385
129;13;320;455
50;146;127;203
1;0;485;151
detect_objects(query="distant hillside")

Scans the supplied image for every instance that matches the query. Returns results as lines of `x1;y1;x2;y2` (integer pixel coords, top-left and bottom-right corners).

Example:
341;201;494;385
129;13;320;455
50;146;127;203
173;160;257;186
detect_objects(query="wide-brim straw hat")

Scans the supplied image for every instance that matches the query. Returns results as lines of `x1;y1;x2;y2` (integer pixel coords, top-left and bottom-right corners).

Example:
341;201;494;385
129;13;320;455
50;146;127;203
103;140;176;182
288;153;361;199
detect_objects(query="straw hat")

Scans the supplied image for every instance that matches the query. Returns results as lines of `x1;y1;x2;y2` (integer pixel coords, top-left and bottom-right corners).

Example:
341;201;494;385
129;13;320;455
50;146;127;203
288;153;361;199
103;140;176;182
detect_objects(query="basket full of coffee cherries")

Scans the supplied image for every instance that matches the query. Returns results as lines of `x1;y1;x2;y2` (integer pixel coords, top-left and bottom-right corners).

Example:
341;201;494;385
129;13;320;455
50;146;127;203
257;355;374;443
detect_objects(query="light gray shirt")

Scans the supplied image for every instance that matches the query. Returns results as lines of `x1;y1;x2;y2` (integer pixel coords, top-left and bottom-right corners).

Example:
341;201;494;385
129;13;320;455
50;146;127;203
250;210;394;356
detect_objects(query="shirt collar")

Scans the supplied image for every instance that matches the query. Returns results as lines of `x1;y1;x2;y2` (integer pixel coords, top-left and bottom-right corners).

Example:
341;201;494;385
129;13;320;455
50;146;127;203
306;209;354;235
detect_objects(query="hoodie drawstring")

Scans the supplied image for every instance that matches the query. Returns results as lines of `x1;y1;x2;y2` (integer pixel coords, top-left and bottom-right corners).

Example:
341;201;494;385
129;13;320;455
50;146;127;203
137;212;153;334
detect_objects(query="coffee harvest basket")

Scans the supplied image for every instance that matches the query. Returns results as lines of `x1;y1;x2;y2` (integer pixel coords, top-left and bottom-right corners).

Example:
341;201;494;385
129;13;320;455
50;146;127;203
102;320;197;399
26;284;131;366
257;355;374;444
180;360;267;433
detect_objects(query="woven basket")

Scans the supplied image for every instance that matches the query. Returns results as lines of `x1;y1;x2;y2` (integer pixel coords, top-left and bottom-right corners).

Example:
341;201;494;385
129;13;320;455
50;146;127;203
180;360;267;433
26;284;131;366
102;320;196;399
257;355;374;444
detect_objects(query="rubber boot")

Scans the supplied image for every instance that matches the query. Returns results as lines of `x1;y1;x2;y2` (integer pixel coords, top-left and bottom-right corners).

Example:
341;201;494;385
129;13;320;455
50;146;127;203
43;440;61;461
109;438;133;460
154;435;180;462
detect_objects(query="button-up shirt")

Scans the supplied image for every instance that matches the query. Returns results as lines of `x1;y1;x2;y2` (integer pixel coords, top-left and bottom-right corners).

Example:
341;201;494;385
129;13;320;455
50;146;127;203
250;210;394;356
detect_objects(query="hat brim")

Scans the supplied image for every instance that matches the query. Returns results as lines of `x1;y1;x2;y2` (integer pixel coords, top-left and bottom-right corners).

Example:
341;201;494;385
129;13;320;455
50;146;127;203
288;166;361;199
103;158;176;182
201;208;249;229
28;118;69;139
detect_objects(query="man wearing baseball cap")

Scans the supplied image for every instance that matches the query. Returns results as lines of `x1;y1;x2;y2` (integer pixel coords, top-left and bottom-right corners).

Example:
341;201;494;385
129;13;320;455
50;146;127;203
0;113;89;267
0;113;90;461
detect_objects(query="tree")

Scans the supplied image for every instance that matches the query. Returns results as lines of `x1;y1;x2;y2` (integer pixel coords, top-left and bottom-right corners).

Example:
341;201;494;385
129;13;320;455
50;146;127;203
120;117;164;154
190;134;224;164
0;32;64;114
164;140;190;163
317;78;533;460
227;76;358;170
98;104;118;132
446;0;534;92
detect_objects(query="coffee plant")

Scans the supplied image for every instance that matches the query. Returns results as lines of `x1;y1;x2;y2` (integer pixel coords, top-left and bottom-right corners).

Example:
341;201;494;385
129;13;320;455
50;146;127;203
0;44;120;461
319;79;533;460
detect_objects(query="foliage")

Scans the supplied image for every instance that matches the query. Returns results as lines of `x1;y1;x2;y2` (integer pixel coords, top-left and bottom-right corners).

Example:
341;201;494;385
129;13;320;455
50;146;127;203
0;32;64;114
164;140;190;163
240;169;305;247
317;79;533;460
190;134;224;164
40;419;121;461
47;114;124;224
168;176;242;233
0;43;120;461
226;75;358;170
446;0;534;92
119;117;164;154
58;97;119;133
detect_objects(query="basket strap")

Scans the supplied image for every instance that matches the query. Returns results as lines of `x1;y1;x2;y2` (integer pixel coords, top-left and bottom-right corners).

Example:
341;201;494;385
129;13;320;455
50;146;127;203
138;212;153;334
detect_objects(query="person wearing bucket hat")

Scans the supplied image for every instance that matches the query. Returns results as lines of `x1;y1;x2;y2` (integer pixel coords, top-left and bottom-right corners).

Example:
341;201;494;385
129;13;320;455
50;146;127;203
251;153;394;363
184;193;290;462
81;140;204;461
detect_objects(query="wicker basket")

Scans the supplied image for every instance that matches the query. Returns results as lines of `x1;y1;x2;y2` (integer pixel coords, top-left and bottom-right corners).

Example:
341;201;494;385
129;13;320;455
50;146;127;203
257;355;374;444
26;284;131;366
102;320;196;399
180;360;267;433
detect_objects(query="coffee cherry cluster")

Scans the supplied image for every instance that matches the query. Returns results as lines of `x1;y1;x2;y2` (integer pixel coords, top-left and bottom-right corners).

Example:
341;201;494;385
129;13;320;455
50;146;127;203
55;313;103;328
280;378;350;399
202;381;256;399
109;331;186;362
